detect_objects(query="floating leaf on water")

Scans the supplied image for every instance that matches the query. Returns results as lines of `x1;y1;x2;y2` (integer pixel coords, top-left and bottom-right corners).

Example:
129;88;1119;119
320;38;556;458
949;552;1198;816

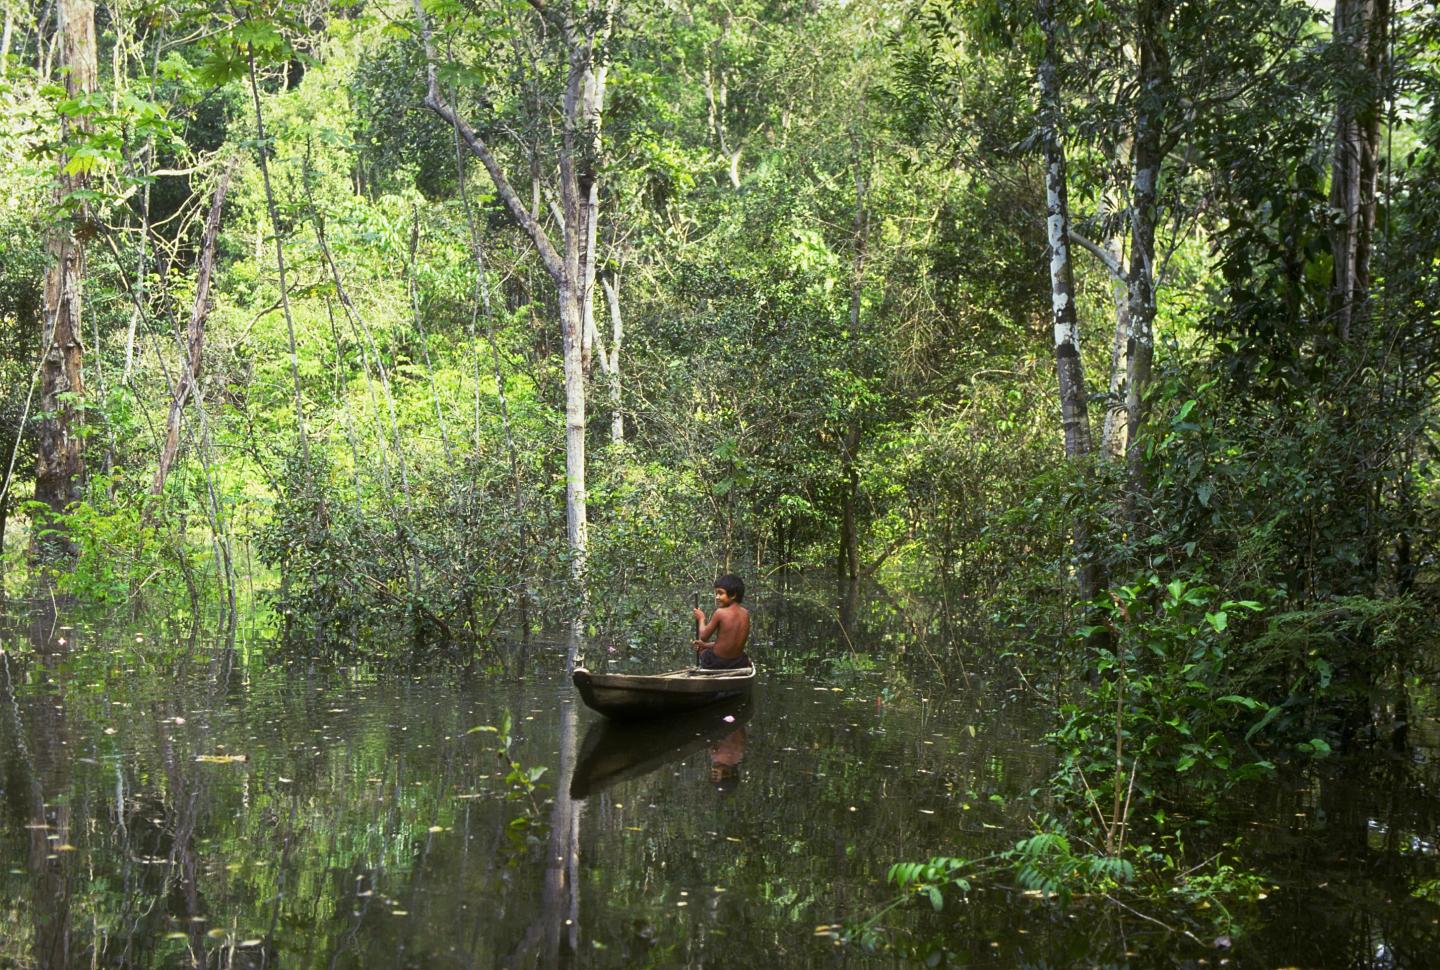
238;939;262;948
206;928;227;939
967;725;977;738
164;933;188;941
427;826;444;833
391;910;409;916
56;844;77;852
195;755;248;764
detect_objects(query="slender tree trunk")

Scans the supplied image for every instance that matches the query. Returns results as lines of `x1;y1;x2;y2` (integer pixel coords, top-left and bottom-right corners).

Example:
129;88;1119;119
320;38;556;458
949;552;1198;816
33;0;96;557
1328;0;1390;601
417;0;616;668
1038;0;1094;465
1038;0;1102;604
153;160;234;495
407;209;452;458
1329;0;1388;343
600;275;624;444
1098;149;1132;462
1;8;12;67
1124;0;1169;510
838;145;869;586
247;47;308;459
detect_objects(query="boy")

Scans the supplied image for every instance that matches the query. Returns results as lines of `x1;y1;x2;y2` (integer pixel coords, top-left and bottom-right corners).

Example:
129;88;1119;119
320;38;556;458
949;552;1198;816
691;574;752;670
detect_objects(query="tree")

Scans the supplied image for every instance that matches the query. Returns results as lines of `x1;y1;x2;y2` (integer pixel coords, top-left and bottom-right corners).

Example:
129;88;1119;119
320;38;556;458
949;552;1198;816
415;0;618;660
1328;0;1390;342
1036;0;1101;603
33;0;97;556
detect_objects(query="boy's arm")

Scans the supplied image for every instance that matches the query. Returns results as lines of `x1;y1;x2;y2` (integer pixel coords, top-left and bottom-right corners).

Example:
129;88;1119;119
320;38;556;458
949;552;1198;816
695;612;720;641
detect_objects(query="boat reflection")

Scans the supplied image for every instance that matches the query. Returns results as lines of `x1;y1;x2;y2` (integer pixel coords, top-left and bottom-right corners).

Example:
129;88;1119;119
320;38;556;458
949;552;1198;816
569;697;755;800
708;719;747;794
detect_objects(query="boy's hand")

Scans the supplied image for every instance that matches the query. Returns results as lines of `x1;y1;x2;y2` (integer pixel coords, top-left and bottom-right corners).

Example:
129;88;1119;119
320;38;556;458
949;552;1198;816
692;607;705;624
692;640;705;652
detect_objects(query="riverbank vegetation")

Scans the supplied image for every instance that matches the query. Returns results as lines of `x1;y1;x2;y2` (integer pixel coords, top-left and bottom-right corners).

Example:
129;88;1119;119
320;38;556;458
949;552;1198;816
1;0;1437;953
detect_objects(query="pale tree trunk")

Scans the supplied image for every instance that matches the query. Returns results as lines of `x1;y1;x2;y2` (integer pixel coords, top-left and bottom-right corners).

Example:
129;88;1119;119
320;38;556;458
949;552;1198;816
2;7;13;66
1328;0;1390;597
34;0;96;555
1038;0;1094;464
247;48;309;458
1097;146;1132;462
1038;0;1101;604
1329;0;1388;342
417;0;616;666
153;160;234;495
1124;0;1169;509
1100;244;1131;461
598;275;624;445
839;148;868;587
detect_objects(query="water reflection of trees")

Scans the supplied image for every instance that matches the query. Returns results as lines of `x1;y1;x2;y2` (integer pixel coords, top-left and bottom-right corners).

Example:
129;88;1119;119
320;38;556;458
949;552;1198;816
0;618;1435;969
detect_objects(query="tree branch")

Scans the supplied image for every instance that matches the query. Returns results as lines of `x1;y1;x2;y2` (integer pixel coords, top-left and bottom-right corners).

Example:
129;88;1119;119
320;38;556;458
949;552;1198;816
1068;228;1126;282
413;0;564;282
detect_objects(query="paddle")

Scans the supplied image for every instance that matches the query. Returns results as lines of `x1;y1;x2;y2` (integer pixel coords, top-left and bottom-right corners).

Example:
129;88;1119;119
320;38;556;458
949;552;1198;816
691;590;700;668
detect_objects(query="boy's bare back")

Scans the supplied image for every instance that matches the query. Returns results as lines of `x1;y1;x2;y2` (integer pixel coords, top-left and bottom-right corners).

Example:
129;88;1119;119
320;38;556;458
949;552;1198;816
692;578;751;662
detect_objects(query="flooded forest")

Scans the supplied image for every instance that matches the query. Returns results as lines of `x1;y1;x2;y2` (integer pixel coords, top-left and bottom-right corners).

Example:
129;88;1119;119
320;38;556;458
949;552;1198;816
1;0;1438;967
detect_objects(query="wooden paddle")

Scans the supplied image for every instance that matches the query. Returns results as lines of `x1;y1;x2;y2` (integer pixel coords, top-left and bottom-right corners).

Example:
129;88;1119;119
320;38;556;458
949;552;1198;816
691;590;700;668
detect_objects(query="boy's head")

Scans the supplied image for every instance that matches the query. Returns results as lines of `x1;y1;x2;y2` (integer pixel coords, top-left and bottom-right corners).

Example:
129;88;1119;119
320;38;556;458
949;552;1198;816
713;573;744;604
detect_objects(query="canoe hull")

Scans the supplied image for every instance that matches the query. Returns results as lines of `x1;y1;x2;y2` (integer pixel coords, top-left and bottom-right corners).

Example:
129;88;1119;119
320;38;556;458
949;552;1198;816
572;665;756;720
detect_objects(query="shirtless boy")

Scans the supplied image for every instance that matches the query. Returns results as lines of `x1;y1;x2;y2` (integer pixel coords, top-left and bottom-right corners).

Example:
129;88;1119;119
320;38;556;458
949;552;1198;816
691;574;752;670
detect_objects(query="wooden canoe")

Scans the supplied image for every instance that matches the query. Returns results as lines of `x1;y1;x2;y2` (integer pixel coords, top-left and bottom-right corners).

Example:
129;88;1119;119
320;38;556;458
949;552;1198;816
569;697;753;799
571;664;756;720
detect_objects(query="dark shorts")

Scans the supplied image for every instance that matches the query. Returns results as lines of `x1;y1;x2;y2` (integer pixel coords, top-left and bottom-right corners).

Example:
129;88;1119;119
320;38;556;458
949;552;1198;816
698;649;752;670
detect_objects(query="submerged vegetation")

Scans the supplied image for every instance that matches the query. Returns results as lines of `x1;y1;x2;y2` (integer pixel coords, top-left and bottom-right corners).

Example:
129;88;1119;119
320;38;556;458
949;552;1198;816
1;0;1438;962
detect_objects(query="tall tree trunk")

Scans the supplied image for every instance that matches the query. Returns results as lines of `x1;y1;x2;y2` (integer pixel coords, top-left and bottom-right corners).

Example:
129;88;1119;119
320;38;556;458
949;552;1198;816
1124;0;1170;510
417;0;616;668
838;146;869;586
1328;0;1390;600
1329;0;1389;343
1038;0;1101;603
247;47;309;459
153;160;234;495
1097;144;1132;462
599;275;624;444
33;0;97;557
2;7;14;68
1038;0;1093;462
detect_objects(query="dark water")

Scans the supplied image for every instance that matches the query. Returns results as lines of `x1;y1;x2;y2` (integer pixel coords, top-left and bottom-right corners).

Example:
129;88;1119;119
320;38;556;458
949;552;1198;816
1;606;1437;969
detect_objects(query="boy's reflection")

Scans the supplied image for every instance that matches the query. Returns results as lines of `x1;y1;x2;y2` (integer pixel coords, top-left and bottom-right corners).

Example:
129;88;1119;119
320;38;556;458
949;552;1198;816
709;725;747;794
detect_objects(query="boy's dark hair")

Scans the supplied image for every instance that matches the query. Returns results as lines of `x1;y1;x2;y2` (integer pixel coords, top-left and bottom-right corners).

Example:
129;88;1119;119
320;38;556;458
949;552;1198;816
714;574;745;602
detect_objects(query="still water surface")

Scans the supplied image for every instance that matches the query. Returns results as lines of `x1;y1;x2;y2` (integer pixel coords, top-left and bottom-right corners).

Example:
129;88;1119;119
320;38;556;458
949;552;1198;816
1;607;1437;968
